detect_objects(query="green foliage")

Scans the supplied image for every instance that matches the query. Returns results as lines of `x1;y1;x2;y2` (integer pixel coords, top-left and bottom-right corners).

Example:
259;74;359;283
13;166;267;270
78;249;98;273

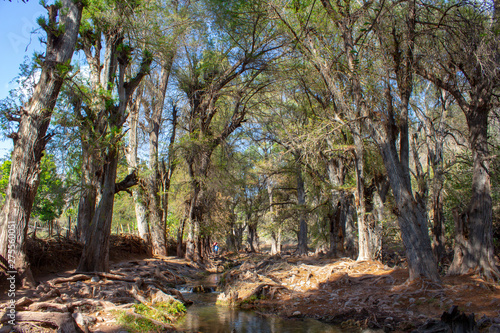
0;155;66;222
117;301;186;332
32;155;66;222
116;312;164;332
0;160;11;205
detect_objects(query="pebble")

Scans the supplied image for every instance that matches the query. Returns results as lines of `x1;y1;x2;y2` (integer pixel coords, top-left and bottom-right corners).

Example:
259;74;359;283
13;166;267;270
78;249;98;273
292;311;301;316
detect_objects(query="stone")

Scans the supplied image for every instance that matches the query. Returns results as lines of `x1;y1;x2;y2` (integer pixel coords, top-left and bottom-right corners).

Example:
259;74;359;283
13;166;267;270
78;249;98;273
73;312;97;327
151;290;177;305
292;311;301;316
489;324;500;333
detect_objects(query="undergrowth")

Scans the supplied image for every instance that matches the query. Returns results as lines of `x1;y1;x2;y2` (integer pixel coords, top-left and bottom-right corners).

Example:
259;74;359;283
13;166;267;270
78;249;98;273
116;300;186;332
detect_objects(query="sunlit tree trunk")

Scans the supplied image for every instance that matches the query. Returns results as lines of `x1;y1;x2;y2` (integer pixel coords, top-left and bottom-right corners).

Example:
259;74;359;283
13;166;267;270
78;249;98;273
126;88;150;243
0;0;82;287
78;33;151;272
295;157;308;255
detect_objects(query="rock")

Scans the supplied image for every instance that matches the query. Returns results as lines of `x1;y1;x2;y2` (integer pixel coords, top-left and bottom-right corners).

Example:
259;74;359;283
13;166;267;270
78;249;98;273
91;276;100;283
477;316;491;328
15;297;34;308
78;285;92;297
292;311;301;316
72;312;96;327
412;306;478;333
217;290;239;305
0;324;13;333
489;324;500;333
151;290;177;305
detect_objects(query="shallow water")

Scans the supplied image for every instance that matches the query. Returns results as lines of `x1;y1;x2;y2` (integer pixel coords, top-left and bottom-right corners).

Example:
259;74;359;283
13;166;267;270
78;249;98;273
175;288;342;333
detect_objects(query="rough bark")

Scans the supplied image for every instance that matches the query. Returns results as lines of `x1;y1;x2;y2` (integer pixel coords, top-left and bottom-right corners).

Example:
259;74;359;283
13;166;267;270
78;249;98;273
126;87;150;243
267;178;280;256
145;64;172;257
448;108;497;278
296;158;308;255
78;33;152;272
377;133;439;281
0;0;83;287
352;132;370;261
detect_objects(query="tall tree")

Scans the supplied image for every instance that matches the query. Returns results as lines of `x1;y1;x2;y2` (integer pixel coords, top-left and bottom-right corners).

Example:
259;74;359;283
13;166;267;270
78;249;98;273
77;0;152;272
416;0;500;279
0;0;83;286
271;0;440;280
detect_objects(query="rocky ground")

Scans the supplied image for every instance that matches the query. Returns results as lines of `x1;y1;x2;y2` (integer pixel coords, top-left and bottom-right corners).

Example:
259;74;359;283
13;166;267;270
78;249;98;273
1;237;499;332
216;252;500;332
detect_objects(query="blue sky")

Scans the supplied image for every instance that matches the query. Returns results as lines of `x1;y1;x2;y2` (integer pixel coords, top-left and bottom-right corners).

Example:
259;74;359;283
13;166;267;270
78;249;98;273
0;0;46;156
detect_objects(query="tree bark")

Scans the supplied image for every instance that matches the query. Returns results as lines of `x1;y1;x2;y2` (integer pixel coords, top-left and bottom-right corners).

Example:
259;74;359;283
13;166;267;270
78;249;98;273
77;33;152;272
77;147;119;272
0;0;82;287
146;64;172;257
126;87;150;243
296;158;308;255
377;132;439;281
448;108;498;279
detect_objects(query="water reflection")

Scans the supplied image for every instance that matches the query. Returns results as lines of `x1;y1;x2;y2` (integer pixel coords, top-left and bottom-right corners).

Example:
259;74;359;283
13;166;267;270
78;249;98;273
175;292;341;333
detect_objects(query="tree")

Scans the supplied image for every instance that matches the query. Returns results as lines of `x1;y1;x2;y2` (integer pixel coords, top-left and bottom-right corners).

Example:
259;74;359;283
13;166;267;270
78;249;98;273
415;0;500;279
0;0;83;286
270;0;440;281
76;0;152;272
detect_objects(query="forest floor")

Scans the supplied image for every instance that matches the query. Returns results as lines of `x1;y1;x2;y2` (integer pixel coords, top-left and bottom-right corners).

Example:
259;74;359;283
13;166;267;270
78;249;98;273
0;236;499;332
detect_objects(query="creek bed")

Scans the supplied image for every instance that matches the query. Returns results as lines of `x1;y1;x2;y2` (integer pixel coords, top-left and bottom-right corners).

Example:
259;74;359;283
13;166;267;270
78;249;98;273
174;278;343;333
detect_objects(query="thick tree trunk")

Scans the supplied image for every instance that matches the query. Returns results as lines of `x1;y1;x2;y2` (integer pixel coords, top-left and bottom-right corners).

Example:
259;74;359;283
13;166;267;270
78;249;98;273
77;140;100;242
126;88;150;243
378;138;439;282
77;32;151;272
186;181;202;262
0;0;82;287
353;133;370;261
431;163;445;265
147;65;172;257
449;108;498;279
296;161;308;255
77;149;119;272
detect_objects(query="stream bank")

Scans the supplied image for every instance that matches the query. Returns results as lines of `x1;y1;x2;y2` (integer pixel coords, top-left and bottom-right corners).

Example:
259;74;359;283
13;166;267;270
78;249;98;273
1;241;499;332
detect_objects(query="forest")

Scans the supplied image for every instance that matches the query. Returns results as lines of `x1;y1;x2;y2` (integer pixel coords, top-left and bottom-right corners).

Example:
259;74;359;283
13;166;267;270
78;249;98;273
0;0;499;331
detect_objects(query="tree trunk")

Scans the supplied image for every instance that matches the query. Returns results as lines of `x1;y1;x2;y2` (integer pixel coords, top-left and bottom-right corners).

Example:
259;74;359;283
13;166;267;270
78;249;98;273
176;216;186;257
186;180;203;262
126;87;150;243
248;223;257;253
78;148;119;272
147;65;172;257
449;108;498;279
296;158;308;255
353;133;370;261
77;32;151;272
77;139;100;242
0;0;82;287
378;134;439;282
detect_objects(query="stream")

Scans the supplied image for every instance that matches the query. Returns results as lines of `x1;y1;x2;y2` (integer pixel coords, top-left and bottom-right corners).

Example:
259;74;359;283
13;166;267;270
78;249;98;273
174;274;344;333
